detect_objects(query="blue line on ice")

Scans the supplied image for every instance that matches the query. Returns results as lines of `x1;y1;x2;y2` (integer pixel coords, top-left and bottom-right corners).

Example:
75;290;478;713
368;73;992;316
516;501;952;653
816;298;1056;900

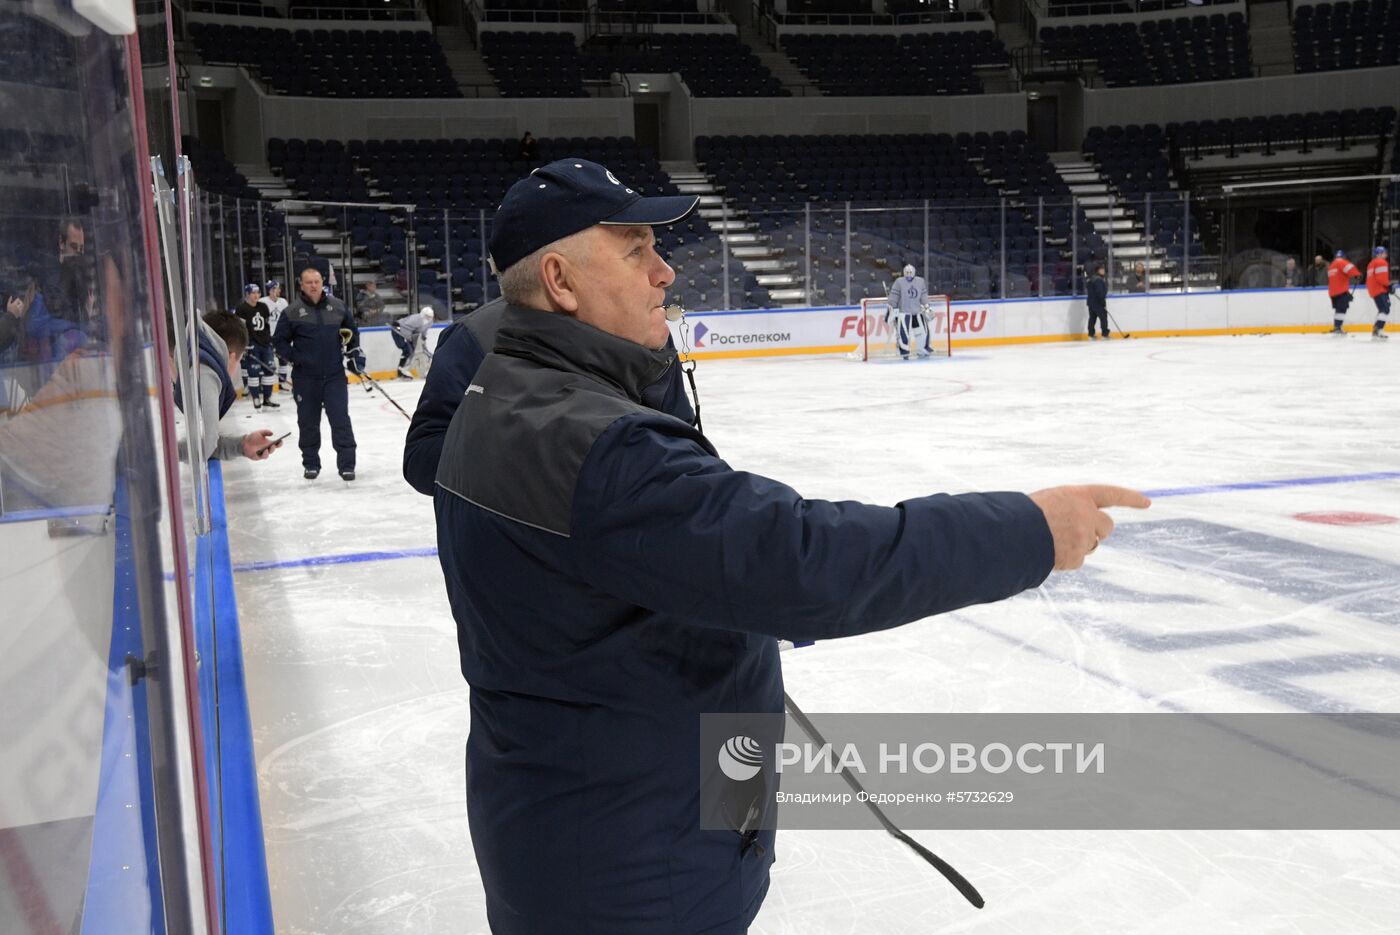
1141;469;1400;499
233;470;1400;574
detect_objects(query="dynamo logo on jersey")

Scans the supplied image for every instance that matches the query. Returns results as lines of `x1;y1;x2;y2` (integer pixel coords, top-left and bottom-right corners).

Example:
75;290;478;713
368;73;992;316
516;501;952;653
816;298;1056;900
693;322;709;347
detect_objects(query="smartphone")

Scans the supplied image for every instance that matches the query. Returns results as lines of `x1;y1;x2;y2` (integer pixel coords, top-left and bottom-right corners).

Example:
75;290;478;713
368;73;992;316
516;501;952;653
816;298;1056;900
257;431;291;456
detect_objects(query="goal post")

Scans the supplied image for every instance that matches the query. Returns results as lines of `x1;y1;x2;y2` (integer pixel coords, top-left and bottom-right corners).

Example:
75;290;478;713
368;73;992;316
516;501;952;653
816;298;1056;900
853;295;953;361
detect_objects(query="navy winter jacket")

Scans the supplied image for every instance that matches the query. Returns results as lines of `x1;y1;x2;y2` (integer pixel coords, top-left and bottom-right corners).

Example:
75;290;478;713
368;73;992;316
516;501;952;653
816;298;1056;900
403;297;693;496
1087;276;1109;313
434;305;1055;934
272;290;358;378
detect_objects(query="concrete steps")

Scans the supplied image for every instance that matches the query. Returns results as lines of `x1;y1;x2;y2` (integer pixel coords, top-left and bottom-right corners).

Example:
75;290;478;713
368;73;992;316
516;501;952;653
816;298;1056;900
1248;0;1295;78
435;25;499;98
662;160;808;306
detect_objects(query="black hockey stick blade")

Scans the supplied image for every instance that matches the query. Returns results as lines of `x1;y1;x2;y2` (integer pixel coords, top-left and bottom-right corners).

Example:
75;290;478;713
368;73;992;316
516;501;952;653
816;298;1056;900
782;693;985;909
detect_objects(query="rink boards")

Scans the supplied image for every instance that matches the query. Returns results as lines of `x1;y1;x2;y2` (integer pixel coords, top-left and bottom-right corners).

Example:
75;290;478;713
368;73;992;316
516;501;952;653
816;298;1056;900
349;287;1382;372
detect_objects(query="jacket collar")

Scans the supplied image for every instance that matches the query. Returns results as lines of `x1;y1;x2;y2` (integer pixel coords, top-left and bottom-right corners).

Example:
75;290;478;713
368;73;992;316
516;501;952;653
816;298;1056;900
493;303;675;405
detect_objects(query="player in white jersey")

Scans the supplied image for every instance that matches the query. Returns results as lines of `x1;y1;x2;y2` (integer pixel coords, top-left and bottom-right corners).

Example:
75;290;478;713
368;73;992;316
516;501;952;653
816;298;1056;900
391;308;434;378
260;279;291;390
886;263;932;359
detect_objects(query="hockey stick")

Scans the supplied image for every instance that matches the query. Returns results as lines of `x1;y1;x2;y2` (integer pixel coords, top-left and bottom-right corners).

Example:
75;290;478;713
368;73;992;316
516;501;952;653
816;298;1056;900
1107;309;1131;339
341;327;413;421
355;368;413;422
781;691;986;909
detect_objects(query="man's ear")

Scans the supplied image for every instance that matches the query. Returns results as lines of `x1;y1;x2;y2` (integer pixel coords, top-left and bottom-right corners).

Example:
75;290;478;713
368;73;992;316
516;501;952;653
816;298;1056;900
540;252;580;314
228;351;242;379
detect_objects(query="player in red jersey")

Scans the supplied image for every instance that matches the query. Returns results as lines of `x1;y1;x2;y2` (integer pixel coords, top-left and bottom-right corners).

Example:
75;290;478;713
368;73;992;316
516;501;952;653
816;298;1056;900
1327;250;1361;334
1366;246;1394;341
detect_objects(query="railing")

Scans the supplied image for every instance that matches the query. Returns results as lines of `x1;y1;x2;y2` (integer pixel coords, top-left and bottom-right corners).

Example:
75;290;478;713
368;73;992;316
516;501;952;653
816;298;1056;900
283;2;423;21
1030;0;1242;18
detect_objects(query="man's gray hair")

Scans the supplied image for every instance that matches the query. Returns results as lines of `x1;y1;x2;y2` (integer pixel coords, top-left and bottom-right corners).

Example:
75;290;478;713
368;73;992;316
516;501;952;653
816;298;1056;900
498;229;592;306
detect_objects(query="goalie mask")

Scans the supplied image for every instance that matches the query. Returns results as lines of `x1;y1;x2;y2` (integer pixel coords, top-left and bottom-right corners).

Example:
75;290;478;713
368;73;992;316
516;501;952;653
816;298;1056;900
903;264;915;279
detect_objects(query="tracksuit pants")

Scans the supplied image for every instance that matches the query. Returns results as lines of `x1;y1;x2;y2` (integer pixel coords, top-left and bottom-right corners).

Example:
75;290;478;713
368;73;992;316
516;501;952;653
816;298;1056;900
293;370;356;473
1088;307;1108;337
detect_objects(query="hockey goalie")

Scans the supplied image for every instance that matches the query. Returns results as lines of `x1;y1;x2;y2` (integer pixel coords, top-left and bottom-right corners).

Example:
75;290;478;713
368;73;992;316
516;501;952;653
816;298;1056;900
886;263;934;359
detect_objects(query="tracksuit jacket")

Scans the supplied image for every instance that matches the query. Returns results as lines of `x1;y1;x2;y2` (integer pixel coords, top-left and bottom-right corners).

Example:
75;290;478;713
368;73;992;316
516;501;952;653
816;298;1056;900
271;290;358;376
433;303;1056;934
403;297;692;496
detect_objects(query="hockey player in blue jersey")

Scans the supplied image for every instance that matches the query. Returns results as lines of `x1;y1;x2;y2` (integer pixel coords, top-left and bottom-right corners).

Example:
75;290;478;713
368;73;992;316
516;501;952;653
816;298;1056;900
886;263;932;358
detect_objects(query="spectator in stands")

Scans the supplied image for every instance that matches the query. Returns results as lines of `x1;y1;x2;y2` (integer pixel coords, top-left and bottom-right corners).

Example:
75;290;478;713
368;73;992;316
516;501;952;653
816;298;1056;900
1310;255;1329;287
1;281;33;356
354;279;386;325
517;130;539;162
1087;262;1110;339
49;217;94;325
179;310;284;462
432;157;1151;933
1282;257;1301;288
1127;261;1148;293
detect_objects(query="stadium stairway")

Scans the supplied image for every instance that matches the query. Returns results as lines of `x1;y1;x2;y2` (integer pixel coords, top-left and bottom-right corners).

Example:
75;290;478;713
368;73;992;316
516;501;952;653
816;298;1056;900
435;25;499;98
664;160;808;305
252;162;410;316
734;20;815;96
1248;0;1296;77
1049;152;1170;287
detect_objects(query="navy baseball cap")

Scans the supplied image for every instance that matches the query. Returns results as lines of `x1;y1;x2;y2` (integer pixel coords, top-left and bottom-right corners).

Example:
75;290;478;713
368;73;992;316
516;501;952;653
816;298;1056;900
265;278;281;291
488;158;699;274
243;282;261;295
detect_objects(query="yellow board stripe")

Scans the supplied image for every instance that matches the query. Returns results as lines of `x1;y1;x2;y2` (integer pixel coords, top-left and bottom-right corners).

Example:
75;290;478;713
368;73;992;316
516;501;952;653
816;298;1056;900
675;324;1365;360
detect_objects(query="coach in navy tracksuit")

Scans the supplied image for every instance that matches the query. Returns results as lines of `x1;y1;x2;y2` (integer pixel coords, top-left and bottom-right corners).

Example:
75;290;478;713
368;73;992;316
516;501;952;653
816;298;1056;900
433;159;1149;934
402;296;693;496
273;264;362;480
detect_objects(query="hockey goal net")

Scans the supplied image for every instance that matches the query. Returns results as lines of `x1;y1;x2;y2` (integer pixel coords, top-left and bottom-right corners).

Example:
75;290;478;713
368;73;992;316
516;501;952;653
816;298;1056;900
852;295;953;361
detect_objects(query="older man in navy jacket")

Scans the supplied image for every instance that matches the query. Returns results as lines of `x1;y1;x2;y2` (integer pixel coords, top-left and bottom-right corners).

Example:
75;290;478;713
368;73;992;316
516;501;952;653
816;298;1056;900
433;158;1150;934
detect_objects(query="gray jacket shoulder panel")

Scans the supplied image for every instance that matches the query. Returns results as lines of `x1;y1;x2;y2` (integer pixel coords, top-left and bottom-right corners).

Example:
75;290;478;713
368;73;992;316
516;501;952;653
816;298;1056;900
435;352;652;536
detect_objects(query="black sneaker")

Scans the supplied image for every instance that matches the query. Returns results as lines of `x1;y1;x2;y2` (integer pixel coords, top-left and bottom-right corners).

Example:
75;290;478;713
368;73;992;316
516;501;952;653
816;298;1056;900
263;399;280;409
339;470;355;481
304;468;319;480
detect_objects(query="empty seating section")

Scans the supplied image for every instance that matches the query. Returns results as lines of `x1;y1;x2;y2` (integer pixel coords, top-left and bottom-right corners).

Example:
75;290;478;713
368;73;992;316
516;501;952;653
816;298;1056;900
780;31;1007;95
786;0;872;13
696;133;1092;299
767;0;987;23
287;0;418;18
188;24;459;97
261;136;762;310
579;34;784;96
480;32;586;97
1165;107;1396;156
184;137;259;202
481;32;782;97
0;14;77;90
1043;0;1237;16
478;0;588;22
1041;13;1251;86
189;0;281;15
1084;125;1207;267
595;0;721;22
1293;0;1400;71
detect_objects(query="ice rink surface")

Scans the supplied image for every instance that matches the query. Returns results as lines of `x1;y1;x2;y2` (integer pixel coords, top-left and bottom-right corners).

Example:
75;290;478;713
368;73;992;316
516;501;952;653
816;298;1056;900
221;332;1400;934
